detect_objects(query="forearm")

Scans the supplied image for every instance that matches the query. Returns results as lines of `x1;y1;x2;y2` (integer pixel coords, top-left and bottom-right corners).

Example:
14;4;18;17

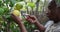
18;21;27;32
13;19;27;32
11;14;27;32
34;21;45;32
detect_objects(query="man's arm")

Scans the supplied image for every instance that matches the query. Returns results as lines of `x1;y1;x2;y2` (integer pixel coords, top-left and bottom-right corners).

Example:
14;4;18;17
25;15;45;32
11;14;27;32
34;21;45;32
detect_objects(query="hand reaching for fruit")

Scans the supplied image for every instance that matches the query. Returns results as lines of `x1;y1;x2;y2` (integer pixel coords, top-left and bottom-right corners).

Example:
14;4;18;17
25;15;45;31
25;15;38;24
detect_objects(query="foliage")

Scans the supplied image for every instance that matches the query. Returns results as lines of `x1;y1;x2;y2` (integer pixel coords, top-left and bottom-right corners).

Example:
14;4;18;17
0;7;4;15
27;2;35;8
0;0;47;32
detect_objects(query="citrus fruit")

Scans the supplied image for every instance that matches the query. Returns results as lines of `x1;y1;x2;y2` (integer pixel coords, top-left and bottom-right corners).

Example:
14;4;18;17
14;3;23;10
12;10;20;16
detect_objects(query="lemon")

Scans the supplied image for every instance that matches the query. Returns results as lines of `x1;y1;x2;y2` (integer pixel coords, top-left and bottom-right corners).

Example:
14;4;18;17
12;10;20;16
14;3;23;10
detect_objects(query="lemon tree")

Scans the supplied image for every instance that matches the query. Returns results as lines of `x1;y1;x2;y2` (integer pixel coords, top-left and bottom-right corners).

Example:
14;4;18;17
0;0;37;32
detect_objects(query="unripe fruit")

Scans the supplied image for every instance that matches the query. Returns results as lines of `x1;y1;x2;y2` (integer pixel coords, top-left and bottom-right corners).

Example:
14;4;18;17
12;10;20;16
14;3;23;10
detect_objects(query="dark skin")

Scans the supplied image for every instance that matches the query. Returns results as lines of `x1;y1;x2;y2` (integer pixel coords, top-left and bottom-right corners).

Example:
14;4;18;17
47;0;60;23
11;0;60;32
25;15;45;31
11;14;27;32
11;14;45;32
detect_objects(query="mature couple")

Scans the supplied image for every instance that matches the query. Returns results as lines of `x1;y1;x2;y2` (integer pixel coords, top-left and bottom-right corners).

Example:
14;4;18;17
11;0;60;32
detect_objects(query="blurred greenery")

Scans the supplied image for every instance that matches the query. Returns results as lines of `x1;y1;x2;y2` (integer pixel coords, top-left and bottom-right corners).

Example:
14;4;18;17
0;0;51;32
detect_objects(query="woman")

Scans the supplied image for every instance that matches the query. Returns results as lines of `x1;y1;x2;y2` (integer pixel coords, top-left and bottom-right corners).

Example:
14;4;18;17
11;0;60;32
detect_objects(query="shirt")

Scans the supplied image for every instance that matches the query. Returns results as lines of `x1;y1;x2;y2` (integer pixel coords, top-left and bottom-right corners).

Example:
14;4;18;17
45;21;60;32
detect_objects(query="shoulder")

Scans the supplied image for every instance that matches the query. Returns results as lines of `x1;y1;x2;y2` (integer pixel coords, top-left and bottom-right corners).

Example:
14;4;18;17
45;22;60;32
50;22;60;32
45;20;54;32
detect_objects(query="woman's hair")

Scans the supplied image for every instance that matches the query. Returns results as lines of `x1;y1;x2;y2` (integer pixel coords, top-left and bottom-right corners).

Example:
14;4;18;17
47;0;59;23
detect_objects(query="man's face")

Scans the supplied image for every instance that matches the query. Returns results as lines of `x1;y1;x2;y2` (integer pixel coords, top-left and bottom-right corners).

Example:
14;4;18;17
56;7;60;20
46;0;60;22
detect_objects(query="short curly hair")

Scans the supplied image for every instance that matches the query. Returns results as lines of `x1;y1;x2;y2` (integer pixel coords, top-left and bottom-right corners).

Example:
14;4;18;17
47;0;59;23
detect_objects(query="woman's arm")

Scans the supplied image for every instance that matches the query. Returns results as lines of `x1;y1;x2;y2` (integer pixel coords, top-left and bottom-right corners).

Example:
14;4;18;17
11;14;27;32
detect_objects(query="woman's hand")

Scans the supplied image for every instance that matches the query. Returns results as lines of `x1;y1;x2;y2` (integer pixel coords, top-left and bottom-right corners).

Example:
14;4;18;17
25;15;38;24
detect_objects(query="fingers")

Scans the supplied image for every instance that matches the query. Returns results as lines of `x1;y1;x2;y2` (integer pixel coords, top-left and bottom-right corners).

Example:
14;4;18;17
11;14;18;23
11;14;22;22
30;15;36;20
25;15;36;21
28;15;36;20
25;15;37;23
11;14;16;20
11;14;18;19
26;18;35;23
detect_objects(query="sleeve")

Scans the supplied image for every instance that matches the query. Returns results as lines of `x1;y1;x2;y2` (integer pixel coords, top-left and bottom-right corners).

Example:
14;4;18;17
44;20;54;32
44;20;54;28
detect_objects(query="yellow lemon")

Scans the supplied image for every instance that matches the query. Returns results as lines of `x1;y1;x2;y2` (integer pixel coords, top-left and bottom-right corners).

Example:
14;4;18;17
12;10;20;16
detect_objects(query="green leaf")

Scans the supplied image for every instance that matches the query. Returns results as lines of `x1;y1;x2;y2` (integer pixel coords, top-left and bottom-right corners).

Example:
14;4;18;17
5;0;10;4
27;2;35;8
0;0;2;6
9;0;17;7
5;15;13;21
0;8;4;15
2;6;9;14
2;21;7;27
0;0;4;7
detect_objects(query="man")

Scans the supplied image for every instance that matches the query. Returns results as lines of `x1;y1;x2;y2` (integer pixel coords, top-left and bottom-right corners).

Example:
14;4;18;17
11;0;60;32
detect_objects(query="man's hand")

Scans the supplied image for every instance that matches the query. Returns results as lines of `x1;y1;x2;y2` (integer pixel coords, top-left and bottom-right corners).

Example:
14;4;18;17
25;15;38;24
11;14;27;32
25;15;45;31
11;14;22;24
